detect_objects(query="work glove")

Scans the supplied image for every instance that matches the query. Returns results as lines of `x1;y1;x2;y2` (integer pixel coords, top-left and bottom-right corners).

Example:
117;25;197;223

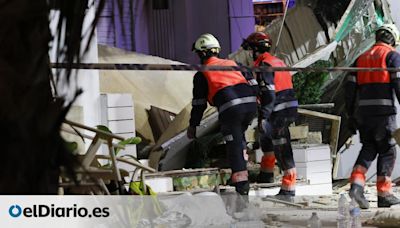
347;116;358;135
187;126;197;139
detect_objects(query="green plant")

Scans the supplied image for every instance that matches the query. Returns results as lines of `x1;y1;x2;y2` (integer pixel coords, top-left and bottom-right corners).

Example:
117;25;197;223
293;60;331;105
96;125;142;155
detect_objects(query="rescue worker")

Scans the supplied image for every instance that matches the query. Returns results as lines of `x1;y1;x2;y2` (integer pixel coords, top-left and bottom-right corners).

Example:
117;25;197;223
245;32;298;200
345;24;400;208
187;33;258;195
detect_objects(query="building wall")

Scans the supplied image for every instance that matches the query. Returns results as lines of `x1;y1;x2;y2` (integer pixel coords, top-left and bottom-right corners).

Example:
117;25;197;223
97;0;145;51
49;1;101;131
228;0;256;52
97;0;255;64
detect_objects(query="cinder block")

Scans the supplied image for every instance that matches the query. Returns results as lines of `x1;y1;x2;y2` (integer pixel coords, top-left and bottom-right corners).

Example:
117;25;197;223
145;177;174;193
107;107;134;120
108;120;135;133
102;93;133;107
300;171;332;184
296;183;332;195
296;160;332;177
293;144;331;162
249;182;333;196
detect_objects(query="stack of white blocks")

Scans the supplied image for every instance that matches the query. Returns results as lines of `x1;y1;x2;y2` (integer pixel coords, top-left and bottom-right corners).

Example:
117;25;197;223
293;144;333;195
250;144;333;196
100;93;137;178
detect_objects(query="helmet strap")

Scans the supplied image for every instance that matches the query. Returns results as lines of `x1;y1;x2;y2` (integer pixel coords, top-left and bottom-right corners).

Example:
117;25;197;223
198;50;219;62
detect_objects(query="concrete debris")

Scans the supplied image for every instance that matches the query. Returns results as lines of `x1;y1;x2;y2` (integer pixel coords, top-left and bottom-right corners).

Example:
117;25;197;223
365;208;400;227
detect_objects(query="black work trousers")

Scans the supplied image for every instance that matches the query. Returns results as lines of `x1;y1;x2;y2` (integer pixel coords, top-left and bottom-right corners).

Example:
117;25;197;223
220;111;256;174
260;115;296;171
355;115;397;177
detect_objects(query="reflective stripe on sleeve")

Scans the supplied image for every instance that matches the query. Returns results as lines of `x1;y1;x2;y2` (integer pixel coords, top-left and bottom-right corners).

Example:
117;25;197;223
358;99;393;106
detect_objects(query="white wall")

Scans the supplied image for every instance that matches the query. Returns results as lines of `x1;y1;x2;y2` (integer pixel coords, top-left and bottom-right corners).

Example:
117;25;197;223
49;2;101;129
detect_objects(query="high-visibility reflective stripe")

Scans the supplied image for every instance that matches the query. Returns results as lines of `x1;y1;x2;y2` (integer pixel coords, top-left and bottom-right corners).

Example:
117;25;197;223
377;176;392;196
261;153;276;172
192;99;207;106
273;100;298;112
266;84;275;90
231;170;248;183
224;134;234;142
281;168;296;191
272;138;287;146
218;96;257;113
347;75;357;83
358;99;393;106
248;79;258;86
350;165;367;186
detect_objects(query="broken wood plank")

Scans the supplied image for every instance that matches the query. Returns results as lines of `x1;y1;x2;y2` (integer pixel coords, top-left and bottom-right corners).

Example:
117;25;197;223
262;197;305;208
251;183;282;189
298;108;341;121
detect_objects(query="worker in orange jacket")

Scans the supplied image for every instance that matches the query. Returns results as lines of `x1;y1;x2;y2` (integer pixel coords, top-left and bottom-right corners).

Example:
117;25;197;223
345;24;400;208
245;32;298;201
187;34;258;195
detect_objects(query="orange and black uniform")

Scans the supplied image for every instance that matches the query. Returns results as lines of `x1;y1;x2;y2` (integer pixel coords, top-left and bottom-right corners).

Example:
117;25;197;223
255;52;298;195
189;57;257;189
346;42;400;197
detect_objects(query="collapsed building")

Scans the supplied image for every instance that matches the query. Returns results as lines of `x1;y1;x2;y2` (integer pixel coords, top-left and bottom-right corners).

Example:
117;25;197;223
65;0;400;194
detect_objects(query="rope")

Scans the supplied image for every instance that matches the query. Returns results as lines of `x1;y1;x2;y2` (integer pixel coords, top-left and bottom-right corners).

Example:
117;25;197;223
50;63;400;73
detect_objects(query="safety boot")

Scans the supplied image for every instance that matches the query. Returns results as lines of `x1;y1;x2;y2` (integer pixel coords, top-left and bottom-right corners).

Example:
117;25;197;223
378;194;400;208
233;181;250;196
264;189;295;203
349;184;370;209
257;171;274;183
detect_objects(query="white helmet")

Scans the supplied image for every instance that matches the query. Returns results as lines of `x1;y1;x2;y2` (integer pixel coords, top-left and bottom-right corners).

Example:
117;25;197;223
193;33;221;52
377;23;400;46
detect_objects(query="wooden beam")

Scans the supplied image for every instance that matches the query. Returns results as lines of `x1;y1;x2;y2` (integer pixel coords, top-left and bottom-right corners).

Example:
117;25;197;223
64;119;125;140
298;108;341;121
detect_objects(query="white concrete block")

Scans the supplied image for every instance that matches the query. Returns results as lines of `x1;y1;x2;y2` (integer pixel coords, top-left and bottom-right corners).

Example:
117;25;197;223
108;119;135;133
293;144;331;162
102;93;133;107
296;183;332;195
296;160;332;176
107;107;134;120
249;183;333;196
300;171;332;184
145;177;174;193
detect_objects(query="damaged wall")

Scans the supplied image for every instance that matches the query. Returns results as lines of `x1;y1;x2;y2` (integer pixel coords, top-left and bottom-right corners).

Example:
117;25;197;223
98;45;194;143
